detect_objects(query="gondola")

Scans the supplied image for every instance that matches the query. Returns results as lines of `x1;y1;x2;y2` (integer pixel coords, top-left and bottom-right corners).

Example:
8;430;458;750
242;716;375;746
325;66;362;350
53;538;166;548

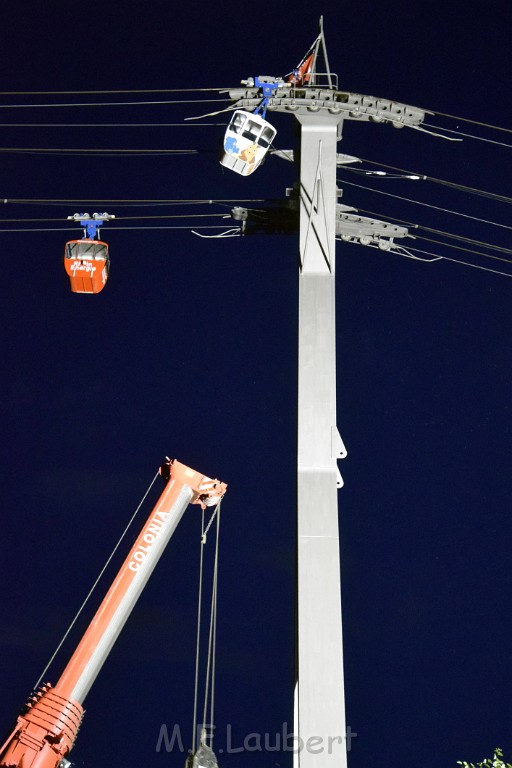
64;238;110;294
220;110;277;176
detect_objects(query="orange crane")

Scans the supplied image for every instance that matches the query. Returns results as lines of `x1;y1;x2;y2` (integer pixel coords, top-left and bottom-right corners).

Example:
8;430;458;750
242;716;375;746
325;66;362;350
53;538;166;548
0;458;227;768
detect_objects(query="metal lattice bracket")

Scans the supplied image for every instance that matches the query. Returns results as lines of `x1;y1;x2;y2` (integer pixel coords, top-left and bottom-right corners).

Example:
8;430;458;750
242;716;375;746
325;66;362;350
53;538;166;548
335;208;413;249
227;86;428;128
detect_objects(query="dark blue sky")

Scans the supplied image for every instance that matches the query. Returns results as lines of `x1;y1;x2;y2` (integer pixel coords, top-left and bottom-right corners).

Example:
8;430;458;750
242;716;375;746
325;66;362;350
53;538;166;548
0;2;511;768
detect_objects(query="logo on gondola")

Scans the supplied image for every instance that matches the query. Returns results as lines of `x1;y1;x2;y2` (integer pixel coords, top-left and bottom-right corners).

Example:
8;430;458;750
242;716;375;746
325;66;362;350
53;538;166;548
224;137;240;155
70;259;97;276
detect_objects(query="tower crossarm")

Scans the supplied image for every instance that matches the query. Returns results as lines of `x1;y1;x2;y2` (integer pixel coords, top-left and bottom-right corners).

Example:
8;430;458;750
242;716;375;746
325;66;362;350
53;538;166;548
336;208;413;248
226;85;429;127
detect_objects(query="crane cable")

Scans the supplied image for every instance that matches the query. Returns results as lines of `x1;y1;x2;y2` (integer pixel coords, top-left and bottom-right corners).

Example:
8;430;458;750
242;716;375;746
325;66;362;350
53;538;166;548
33;470;160;690
192;500;222;755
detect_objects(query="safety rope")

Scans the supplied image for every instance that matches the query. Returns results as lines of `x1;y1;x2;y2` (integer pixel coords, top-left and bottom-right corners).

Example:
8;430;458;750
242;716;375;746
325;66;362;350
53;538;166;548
33;470;160;690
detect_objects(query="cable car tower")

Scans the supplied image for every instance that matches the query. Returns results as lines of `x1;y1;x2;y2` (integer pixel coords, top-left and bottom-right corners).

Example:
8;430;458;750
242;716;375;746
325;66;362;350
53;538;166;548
223;18;428;768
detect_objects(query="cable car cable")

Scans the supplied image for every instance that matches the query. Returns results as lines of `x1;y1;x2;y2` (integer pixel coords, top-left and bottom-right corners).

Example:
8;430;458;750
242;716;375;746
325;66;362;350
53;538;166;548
0;87;232;95
33;470;160;690
349;231;512;278
412;233;512;265
0;213;228;222
392;244;512;280
0;151;200;158
0;88;510;137
423;109;512;136
0;147;199;155
338;178;512;232
421;123;512;150
414;226;512;256
1;198;265;205
354;206;512;262
353;158;512;205
0;225;234;233
0;122;226;128
0;98;231;110
1;88;511;138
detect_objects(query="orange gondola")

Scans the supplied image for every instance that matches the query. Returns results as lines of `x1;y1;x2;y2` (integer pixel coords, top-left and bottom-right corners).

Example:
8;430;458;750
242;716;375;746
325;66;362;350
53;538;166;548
64;238;110;294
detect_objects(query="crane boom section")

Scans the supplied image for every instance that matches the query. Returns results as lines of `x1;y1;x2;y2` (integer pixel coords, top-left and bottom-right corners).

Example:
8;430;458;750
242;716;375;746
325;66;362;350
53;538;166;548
57;459;226;703
0;459;227;768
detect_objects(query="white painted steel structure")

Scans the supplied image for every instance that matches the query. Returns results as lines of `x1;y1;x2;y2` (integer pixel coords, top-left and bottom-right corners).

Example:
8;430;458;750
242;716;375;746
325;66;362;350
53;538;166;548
226;23;426;767
296;111;347;768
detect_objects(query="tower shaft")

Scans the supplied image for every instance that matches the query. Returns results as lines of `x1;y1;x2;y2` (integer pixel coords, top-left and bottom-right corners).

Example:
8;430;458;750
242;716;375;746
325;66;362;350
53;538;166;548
296;113;347;768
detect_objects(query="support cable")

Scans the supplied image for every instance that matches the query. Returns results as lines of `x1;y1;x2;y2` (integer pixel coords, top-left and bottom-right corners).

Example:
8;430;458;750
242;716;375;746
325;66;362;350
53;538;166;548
415;226;512;256
424;109;512;136
337;178;512;232
1;89;511;139
352;208;512;264
422;123;512;150
413;233;512;265
355;158;512;205
1;198;265;205
0;89;508;139
351;205;512;261
0;213;228;223
0;87;232;95
0;98;230;110
0;147;199;155
0;225;233;232
33;471;160;690
351;233;512;278
392;244;512;279
0;122;225;128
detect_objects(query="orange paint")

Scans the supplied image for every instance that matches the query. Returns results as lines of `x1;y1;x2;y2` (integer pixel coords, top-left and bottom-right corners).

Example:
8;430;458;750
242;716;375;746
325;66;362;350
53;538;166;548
63;239;110;294
0;459;227;768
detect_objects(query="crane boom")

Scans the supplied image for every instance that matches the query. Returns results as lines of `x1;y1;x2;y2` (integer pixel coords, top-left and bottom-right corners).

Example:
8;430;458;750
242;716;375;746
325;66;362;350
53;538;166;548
0;458;227;768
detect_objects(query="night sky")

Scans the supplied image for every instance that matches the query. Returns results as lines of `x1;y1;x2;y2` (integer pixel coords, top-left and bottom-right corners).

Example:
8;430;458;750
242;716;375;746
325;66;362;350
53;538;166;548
0;2;511;768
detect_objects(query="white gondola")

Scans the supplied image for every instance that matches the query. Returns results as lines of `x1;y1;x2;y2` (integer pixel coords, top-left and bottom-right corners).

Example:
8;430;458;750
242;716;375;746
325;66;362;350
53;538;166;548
220;110;276;176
